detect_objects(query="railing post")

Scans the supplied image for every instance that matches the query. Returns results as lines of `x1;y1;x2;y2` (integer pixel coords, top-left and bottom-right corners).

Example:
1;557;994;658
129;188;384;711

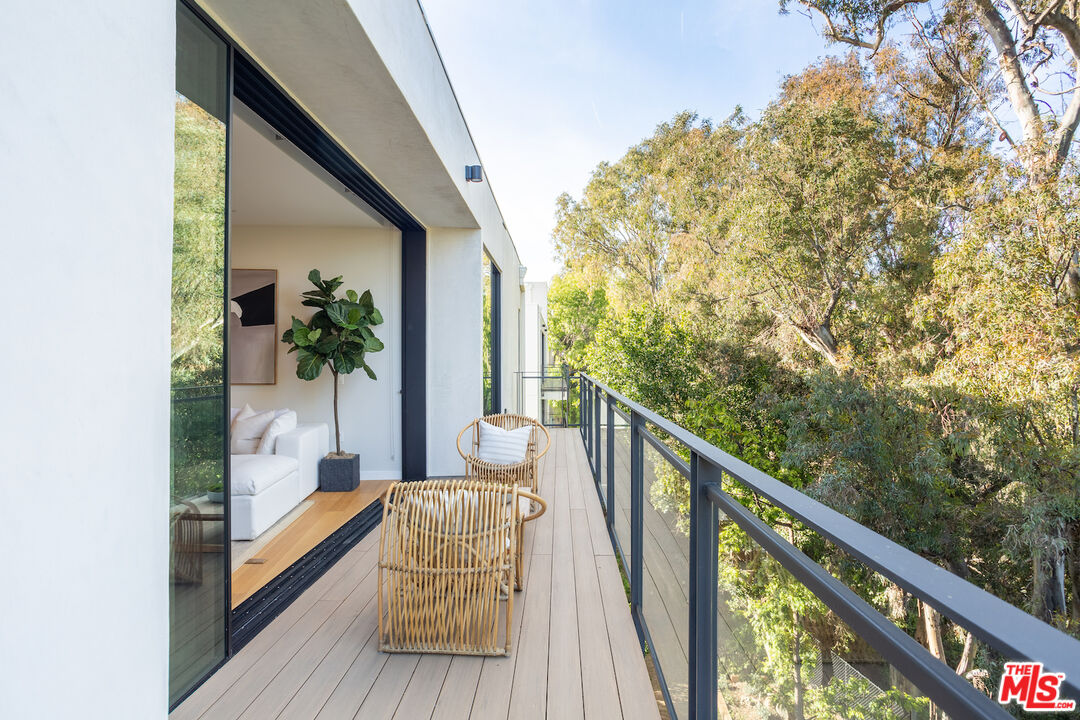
593;385;602;484
606;396;615;519
630;410;644;613
688;453;719;720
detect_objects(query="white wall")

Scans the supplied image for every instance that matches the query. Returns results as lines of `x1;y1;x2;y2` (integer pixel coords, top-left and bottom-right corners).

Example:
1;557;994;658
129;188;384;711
231;225;402;479
426;228;483;476
0;3;174;718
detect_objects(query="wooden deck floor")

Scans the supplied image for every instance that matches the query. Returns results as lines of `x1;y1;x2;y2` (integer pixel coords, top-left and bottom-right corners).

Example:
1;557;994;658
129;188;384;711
171;429;661;720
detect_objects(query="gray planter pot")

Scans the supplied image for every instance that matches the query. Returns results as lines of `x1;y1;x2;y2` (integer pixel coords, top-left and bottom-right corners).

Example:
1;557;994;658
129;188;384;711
319;453;360;492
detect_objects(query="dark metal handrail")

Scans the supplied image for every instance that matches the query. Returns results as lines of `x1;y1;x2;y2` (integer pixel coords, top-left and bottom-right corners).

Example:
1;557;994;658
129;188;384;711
575;372;1080;720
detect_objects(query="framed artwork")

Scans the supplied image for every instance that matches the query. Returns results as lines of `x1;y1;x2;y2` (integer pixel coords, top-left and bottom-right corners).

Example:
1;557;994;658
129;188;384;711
230;269;277;384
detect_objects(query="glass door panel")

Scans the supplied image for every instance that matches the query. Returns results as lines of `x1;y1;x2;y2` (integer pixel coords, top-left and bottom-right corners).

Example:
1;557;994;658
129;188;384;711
170;2;229;706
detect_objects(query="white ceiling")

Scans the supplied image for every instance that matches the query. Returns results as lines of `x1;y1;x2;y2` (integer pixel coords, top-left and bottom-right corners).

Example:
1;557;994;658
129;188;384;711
230;109;385;228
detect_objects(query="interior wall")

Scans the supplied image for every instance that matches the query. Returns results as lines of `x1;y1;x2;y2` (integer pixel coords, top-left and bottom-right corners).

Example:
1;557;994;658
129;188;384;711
0;2;174;717
230;225;402;480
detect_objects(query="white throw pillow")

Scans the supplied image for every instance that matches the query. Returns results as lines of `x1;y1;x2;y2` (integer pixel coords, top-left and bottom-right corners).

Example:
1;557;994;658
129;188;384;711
257;410;298;455
476;420;531;465
231;403;256;432
231;409;275;455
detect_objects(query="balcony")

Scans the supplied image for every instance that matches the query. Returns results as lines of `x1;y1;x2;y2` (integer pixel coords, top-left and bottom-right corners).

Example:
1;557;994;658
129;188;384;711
171;375;1080;720
169;427;661;720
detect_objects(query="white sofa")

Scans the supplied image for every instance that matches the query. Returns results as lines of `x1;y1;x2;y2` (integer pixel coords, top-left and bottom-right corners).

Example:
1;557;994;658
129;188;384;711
230;422;329;541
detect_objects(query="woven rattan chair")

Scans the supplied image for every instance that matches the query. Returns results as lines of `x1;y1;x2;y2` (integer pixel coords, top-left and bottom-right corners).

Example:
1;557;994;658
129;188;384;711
456;413;551;495
378;479;545;656
457;413;551;589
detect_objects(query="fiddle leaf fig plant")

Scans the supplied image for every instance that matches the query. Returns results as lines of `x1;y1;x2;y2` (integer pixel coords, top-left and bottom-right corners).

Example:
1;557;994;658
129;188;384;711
281;269;384;455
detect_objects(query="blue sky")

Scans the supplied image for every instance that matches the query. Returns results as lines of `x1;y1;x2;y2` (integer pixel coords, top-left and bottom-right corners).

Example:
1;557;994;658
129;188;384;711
421;0;837;281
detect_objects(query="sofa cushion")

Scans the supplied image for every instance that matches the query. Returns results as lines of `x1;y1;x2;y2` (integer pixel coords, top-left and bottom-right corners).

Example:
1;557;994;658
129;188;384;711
257;410;298;455
231;409;275;454
231;454;298;495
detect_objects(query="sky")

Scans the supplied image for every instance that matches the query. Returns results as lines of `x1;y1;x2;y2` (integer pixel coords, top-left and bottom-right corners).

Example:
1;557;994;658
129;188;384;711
420;0;837;282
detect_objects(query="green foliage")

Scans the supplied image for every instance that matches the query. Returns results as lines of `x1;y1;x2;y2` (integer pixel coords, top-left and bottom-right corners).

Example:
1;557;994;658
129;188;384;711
547;37;1080;712
172;99;226;388
281;269;384;453
546;271;607;371
171;98;226;502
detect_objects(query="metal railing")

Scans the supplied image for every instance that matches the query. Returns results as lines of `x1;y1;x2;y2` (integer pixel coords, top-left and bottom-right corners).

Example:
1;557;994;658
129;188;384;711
514;365;581;427
576;373;1080;720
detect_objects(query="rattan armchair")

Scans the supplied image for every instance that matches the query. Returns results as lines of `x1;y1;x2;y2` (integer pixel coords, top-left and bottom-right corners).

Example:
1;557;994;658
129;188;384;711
378;479;545;656
457;413;551;589
456;413;551;495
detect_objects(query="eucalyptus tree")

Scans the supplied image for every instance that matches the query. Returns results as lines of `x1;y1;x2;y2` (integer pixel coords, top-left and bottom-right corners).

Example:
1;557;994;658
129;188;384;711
781;0;1080;182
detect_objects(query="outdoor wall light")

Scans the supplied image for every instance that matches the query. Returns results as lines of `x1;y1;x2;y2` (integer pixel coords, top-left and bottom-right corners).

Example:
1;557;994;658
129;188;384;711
466;164;484;182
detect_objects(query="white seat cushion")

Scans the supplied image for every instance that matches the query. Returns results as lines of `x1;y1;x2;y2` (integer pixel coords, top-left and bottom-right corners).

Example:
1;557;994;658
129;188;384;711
476;420;531;464
231;454;299;495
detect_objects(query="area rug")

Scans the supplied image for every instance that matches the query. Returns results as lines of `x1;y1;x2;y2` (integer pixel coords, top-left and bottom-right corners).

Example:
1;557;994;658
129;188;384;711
231;500;315;567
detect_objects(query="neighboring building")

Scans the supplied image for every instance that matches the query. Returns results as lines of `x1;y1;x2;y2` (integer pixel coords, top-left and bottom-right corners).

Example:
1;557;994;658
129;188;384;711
2;1;531;715
518;281;552;420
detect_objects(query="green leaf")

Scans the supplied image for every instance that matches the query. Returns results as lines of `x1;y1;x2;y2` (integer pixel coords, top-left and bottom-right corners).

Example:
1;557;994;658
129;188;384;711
359;289;374;312
293;327;312;346
325;275;344;294
281;328;294;344
325;302;349;327
315;335;340;355
295;348;325;380
307;328;322;343
362;362;377;380
308;269;322;287
291;317;307;334
370;308;384;326
347;308;363;327
364;335;384;352
310;311;334;332
335;352;357;375
346;289;358;303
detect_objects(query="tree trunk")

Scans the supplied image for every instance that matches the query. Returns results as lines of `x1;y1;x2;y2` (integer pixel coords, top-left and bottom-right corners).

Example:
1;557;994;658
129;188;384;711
1033;541;1068;623
332;369;341;455
955;630;976;677
1069;522;1080;623
792;616;806;720
920;600;946;663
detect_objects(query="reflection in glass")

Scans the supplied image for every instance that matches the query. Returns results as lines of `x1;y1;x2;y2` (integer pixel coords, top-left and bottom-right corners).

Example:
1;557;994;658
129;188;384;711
641;442;691;718
482;253;493;414
169;2;228;706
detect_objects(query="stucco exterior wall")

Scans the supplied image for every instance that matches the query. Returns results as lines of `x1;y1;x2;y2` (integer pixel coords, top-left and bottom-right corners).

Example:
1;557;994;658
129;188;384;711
0;2;175;718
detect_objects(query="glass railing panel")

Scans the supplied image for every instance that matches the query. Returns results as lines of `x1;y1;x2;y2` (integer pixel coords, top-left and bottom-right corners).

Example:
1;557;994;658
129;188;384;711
598;402;608;506
715;516;936;720
642;441;691;719
612;406;633;573
718;473;1067;709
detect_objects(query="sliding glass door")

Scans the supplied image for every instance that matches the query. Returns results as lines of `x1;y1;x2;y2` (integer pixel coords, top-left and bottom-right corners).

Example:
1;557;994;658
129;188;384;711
170;3;230;706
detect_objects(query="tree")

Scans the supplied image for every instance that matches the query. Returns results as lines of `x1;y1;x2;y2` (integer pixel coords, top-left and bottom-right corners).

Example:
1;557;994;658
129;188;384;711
546;271;608;371
781;0;1080;182
553;116;690;306
281;270;385;455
